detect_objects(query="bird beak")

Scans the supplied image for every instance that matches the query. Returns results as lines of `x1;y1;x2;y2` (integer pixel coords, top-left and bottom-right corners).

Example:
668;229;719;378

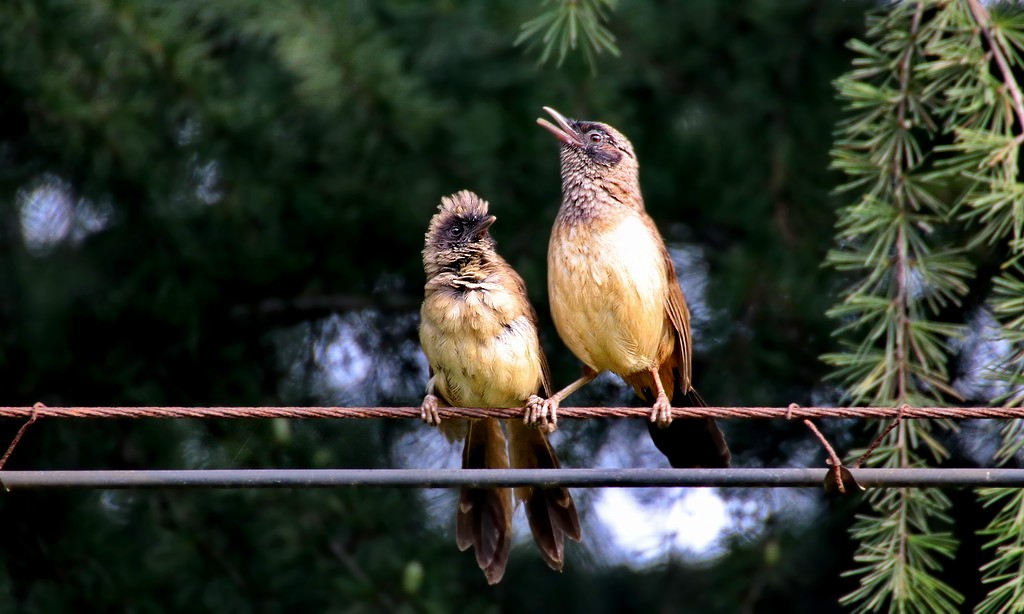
475;215;497;235
537;106;582;147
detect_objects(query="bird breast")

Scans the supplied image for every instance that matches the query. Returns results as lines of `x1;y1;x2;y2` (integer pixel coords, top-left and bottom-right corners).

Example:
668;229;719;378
548;213;672;375
419;281;543;408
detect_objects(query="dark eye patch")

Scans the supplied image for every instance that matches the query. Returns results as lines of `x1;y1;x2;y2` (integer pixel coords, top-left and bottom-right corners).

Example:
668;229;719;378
590;147;622;165
571;121;624;164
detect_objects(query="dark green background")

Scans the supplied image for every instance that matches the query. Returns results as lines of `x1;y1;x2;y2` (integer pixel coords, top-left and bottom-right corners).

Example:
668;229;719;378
1;1;994;611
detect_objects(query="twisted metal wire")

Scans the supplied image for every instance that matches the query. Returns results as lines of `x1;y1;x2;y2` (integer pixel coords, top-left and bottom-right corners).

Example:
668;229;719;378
0;404;1020;490
0;404;1019;420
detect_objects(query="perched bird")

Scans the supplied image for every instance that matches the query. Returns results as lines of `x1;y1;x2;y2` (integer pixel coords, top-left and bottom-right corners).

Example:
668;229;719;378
418;190;581;584
534;107;730;469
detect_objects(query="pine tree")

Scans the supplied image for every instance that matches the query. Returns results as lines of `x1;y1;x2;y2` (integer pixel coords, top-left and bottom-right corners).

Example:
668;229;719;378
828;1;1024;611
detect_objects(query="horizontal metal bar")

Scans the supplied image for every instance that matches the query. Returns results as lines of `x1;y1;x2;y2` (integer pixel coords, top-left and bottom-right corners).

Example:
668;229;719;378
2;468;1023;490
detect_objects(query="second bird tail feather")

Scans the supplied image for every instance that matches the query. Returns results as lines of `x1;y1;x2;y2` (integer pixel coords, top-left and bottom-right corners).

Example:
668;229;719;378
457;417;512;584
508;420;581;571
643;384;731;469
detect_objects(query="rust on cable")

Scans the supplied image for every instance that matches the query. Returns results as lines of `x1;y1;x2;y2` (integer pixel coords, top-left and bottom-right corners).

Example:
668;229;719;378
0;405;1020;420
0;403;41;472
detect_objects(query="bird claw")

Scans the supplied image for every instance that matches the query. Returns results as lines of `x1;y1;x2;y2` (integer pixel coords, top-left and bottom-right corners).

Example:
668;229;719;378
421;394;441;427
651;393;673;428
524;395;558;433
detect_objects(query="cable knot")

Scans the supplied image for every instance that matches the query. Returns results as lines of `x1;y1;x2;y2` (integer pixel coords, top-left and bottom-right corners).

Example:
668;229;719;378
0;403;42;471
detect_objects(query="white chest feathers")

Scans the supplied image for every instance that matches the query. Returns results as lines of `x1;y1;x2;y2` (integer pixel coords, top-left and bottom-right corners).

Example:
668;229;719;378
548;214;670;374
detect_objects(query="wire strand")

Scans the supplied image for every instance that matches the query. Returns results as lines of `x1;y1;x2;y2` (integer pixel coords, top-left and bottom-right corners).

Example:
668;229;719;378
0;405;1020;420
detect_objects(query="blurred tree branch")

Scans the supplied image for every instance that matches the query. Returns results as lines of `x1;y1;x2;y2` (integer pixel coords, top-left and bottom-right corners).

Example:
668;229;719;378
516;0;620;71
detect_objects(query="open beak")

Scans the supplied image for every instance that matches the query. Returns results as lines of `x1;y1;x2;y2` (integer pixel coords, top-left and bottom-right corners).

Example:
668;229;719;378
537;106;583;147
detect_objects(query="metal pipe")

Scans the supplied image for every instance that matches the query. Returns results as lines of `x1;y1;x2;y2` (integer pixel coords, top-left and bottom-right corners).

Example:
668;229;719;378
2;468;1023;490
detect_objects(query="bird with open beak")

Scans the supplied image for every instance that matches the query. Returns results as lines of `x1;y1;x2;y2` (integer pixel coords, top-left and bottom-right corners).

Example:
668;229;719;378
533;107;731;469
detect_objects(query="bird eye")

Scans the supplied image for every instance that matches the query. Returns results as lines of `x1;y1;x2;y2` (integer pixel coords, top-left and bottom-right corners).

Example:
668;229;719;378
448;225;463;237
588;131;604;144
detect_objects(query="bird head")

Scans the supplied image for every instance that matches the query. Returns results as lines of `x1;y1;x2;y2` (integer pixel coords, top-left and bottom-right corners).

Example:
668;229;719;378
537;106;639;187
423;190;498;276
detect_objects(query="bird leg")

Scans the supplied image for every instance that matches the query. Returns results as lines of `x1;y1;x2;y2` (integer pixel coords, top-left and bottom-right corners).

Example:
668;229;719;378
420;394;441;426
524;395;554;432
648;367;673;427
420;375;442;426
525;367;599;430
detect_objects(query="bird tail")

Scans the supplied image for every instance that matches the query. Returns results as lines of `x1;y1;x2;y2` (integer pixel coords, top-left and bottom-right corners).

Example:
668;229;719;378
507;420;581;571
456;418;513;584
634;372;731;468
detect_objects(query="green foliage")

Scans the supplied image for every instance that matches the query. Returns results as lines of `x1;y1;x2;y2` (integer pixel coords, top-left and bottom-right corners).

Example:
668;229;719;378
976;487;1024;614
925;3;1024;612
990;262;1024;411
516;0;620;70
829;1;1024;612
928;2;1024;612
826;2;970;612
0;0;875;611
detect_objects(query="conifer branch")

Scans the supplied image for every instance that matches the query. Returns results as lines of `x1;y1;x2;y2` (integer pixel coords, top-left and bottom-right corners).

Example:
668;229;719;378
967;0;1024;141
927;3;1024;610
828;2;969;611
516;0;620;71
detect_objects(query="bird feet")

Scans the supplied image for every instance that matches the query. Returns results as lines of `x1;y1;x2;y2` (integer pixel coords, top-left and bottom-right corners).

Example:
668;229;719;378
524;395;558;433
650;393;673;428
420;394;441;426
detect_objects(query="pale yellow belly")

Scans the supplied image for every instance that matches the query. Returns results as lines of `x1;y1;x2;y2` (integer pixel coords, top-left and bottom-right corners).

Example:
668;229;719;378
420;294;543;408
548;215;671;375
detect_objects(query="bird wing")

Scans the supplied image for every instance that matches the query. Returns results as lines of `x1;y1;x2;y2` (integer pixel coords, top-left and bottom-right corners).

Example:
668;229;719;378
531;303;554;399
647;219;732;468
507;265;553;398
657;227;694;393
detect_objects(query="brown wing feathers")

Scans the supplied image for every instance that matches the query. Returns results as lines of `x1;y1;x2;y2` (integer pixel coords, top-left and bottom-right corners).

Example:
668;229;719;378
642;225;731;468
508;420;581;571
